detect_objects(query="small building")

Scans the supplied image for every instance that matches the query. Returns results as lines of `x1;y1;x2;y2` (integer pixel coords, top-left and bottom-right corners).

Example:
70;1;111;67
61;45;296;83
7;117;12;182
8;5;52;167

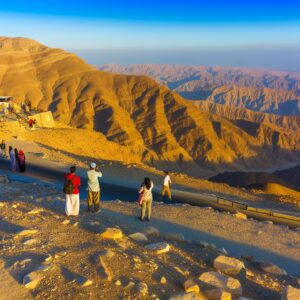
0;96;13;109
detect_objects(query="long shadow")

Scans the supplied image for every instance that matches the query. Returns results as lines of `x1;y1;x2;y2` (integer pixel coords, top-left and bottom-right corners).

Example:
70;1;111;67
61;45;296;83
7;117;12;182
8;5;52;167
0;219;25;234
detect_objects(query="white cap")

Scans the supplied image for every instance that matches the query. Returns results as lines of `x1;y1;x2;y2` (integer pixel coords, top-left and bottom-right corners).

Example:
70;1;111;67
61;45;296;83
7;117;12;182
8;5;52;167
90;162;96;169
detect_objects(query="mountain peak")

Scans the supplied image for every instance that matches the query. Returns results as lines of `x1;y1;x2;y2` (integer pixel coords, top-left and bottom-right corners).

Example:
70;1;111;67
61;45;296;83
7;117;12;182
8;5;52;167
0;36;45;51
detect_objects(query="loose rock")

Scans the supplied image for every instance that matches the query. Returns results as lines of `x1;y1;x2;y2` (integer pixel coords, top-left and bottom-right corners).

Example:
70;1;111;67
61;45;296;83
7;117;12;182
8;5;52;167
213;255;244;276
16;229;38;237
145;242;170;254
183;279;200;293
100;228;123;239
23;271;43;289
169;292;206;300
258;262;287;275
234;212;247;220
129;232;148;241
199;271;242;296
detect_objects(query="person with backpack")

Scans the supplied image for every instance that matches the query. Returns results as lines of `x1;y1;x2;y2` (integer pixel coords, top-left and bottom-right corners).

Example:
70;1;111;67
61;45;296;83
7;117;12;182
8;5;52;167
87;162;102;213
161;171;172;200
18;150;26;172
64;166;81;217
138;178;154;222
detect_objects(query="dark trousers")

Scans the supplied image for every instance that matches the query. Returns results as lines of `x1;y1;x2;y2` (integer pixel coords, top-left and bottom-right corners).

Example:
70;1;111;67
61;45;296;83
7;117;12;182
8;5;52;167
87;191;100;212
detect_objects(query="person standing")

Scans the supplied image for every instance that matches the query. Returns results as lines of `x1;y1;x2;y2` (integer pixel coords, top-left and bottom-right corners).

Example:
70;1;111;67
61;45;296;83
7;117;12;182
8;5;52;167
87;162;102;213
161;171;172;200
14;148;19;171
9;146;16;171
0;140;6;158
64;166;81;217
18;150;26;172
139;178;154;221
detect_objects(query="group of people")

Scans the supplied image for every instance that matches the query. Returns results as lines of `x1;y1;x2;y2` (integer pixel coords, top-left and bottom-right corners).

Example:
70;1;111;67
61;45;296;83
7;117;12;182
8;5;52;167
63;164;172;222
0;140;26;172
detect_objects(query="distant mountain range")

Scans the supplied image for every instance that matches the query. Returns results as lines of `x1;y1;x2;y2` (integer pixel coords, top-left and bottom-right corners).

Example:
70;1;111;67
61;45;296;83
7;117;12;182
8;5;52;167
99;64;300;116
209;164;300;191
1;37;300;176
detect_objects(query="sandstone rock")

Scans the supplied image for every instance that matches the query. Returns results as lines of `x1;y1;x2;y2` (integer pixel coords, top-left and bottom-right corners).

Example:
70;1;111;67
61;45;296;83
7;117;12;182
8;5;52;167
129;232;148;241
100;228;123;239
28;208;43;215
145;242;170;254
169;292;206;300
23;271;43;289
199;272;242;296
183;279;200;293
61;219;70;225
234;212;247;220
213;255;244;276
258;262;287;275
143;226;160;236
16;229;38;237
160;276;167;284
23;238;38;246
204;288;232;300
281;285;300;300
115;280;122;286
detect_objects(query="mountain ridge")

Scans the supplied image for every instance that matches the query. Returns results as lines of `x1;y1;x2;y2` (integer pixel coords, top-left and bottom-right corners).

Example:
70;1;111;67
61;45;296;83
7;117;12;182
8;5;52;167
1;37;300;175
100;64;300;116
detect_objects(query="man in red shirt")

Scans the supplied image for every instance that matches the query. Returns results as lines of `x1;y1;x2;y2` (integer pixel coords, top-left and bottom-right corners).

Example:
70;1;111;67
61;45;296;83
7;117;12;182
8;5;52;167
64;166;81;216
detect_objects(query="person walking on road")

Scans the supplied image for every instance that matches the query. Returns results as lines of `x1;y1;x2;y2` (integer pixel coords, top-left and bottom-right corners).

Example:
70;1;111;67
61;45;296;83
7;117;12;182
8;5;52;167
139;177;154;222
87;162;102;213
9;146;16;171
161;171;172;200
18;150;26;172
64;166;81;217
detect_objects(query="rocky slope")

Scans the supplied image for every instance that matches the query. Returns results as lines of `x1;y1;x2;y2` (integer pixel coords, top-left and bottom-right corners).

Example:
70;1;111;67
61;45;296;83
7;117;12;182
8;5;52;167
195;101;300;132
0;178;300;299
100;64;300;116
1;37;300;174
209;164;300;192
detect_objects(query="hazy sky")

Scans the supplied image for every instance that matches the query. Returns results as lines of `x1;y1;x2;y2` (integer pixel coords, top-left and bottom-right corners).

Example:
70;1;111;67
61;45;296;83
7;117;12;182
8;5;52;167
1;0;300;70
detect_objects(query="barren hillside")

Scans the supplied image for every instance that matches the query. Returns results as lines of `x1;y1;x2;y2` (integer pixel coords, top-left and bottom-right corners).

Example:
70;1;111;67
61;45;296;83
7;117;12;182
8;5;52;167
100;64;300;116
1;37;300;174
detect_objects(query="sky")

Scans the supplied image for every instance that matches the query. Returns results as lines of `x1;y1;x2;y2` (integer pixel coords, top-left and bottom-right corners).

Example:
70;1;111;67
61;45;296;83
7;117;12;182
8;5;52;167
0;0;300;70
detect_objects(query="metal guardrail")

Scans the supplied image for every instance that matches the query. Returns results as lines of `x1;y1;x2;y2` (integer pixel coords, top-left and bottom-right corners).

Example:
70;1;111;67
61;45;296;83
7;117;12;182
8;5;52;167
212;196;300;228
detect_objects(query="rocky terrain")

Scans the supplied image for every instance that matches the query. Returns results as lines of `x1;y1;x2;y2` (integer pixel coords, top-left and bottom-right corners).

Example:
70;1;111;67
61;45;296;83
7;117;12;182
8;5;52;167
0;177;300;299
1;37;300;176
99;64;300;116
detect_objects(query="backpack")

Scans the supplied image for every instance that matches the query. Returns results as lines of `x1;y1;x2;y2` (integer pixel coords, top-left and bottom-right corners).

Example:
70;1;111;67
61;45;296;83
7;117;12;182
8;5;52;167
63;177;75;194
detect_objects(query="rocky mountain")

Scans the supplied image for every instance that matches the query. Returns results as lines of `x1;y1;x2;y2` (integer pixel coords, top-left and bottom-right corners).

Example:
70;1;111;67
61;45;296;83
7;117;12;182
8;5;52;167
100;64;300;116
1;37;300;175
195;101;300;132
209;164;300;191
